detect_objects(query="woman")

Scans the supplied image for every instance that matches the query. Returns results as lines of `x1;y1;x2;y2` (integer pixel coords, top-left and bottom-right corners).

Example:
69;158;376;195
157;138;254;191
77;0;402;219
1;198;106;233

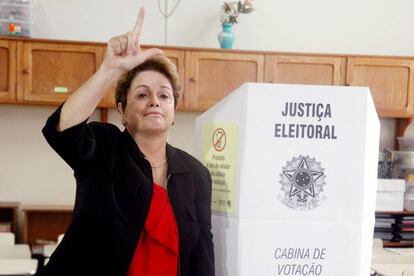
37;7;214;276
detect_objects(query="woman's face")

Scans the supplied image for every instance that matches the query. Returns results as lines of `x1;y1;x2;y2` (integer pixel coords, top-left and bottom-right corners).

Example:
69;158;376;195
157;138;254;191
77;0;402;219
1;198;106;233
118;70;175;135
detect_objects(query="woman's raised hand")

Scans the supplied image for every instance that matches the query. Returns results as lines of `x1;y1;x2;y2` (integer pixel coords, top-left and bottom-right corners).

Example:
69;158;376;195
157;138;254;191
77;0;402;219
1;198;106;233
103;7;163;73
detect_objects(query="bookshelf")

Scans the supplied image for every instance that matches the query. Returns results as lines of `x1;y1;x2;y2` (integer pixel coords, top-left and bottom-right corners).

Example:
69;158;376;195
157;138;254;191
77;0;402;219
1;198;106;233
0;202;19;234
375;211;414;247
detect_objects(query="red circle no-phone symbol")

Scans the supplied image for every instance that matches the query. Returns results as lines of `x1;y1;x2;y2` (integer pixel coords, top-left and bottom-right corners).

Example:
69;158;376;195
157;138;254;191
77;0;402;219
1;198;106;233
212;128;226;152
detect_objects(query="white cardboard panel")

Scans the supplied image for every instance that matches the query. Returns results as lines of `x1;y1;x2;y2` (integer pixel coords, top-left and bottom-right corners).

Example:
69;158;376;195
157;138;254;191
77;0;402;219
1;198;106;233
196;83;379;221
212;216;375;276
241;84;378;221
196;83;379;276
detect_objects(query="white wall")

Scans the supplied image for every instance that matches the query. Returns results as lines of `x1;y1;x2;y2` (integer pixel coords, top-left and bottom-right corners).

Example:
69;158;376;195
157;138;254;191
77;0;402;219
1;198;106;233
0;105;197;204
0;0;410;238
33;0;414;56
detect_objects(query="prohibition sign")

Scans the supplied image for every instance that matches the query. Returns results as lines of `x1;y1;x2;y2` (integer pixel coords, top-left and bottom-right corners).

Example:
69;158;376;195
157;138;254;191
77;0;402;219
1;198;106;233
212;128;226;152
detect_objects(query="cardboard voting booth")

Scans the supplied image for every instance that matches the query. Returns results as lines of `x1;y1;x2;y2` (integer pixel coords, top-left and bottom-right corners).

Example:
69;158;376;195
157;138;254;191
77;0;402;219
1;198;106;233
194;83;379;276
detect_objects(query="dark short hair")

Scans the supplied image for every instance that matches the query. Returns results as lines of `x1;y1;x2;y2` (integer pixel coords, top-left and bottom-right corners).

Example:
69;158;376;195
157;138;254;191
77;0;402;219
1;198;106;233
115;55;180;110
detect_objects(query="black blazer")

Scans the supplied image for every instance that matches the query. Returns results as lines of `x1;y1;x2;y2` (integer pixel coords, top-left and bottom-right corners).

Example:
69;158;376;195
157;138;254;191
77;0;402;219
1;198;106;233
36;106;214;276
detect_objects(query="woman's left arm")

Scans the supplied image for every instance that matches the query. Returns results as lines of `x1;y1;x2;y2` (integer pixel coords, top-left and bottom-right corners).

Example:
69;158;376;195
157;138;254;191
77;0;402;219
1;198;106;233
191;168;215;276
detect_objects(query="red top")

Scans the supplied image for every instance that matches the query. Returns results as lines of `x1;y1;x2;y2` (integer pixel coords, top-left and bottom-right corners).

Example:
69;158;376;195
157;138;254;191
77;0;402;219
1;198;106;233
127;183;179;276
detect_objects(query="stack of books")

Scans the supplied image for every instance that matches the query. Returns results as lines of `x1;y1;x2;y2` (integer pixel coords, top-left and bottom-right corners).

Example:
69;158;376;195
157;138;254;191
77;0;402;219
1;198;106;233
393;215;414;241
374;213;395;241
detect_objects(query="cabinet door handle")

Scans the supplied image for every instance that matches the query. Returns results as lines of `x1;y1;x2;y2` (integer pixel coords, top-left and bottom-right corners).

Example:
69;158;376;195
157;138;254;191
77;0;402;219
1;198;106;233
22;69;30;75
190;77;196;82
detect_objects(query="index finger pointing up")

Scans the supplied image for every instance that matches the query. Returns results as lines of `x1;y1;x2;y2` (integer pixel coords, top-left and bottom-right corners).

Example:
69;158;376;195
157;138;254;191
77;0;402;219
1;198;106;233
133;7;145;35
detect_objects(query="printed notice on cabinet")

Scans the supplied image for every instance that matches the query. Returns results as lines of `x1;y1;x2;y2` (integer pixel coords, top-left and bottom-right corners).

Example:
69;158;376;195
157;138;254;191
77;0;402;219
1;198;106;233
201;123;238;214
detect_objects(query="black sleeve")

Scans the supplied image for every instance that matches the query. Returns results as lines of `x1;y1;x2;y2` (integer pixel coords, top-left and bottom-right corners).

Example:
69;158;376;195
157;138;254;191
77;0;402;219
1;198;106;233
42;104;114;173
191;166;215;276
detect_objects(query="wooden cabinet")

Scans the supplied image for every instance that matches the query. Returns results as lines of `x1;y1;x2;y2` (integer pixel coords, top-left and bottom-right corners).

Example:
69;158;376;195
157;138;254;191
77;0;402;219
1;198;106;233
2;36;414;118
22;205;72;247
185;51;264;111
347;57;414;118
17;41;103;104
265;55;346;85
0;40;17;102
0;202;19;235
101;47;187;110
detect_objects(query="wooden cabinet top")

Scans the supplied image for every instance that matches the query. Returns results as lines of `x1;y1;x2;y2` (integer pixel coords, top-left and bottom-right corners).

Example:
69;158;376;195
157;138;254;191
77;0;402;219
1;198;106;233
0;202;19;208
22;204;73;212
2;35;413;59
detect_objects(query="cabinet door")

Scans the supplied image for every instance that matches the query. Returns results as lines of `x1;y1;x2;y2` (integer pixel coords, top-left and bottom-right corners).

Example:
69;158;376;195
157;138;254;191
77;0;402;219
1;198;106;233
22;206;72;247
186;51;264;111
17;42;103;104
347;57;414;118
265;55;345;85
0;40;16;102
100;48;186;110
166;49;186;111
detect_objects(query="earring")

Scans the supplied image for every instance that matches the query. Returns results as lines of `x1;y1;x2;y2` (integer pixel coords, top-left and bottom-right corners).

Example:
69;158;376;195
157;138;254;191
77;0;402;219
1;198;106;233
122;119;127;126
171;121;175;126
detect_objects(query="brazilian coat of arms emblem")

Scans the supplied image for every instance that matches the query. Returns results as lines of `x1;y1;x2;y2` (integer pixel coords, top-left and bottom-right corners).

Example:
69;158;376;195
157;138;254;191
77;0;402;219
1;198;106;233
277;155;327;211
